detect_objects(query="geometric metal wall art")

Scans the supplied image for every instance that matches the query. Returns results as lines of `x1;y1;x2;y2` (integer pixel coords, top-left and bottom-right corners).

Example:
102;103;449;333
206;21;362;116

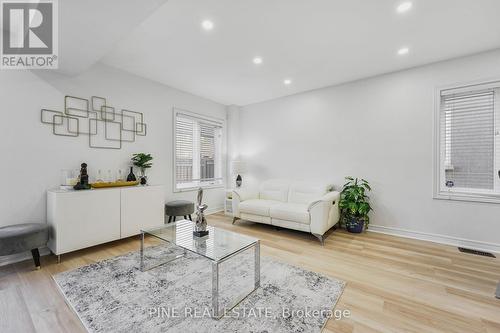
41;95;147;149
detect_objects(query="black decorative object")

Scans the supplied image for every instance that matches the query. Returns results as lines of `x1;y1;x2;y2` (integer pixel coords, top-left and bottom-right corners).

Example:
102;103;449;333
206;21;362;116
236;174;242;187
193;230;209;237
127;167;136;181
193;187;209;237
73;163;91;190
140;176;147;185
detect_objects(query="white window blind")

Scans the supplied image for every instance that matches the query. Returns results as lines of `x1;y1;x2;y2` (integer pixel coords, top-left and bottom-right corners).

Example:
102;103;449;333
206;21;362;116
174;110;223;191
436;81;500;201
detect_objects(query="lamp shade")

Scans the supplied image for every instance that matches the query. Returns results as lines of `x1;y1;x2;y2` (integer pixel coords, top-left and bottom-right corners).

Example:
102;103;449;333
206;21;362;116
231;160;246;174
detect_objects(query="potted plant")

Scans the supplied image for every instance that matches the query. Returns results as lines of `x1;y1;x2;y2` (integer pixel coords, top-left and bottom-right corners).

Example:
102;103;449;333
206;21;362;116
131;153;153;185
339;177;372;233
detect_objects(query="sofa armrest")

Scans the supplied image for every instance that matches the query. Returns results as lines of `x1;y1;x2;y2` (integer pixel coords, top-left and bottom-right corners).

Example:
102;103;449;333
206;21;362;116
231;188;259;218
308;191;340;235
307;191;340;211
232;188;259;202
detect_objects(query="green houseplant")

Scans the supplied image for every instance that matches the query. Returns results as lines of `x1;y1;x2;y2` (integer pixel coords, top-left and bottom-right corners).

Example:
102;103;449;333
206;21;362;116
339;177;372;233
131;153;153;185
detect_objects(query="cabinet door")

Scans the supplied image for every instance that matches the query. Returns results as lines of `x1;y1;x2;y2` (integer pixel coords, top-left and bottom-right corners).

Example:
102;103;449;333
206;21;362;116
55;190;121;254
120;186;165;238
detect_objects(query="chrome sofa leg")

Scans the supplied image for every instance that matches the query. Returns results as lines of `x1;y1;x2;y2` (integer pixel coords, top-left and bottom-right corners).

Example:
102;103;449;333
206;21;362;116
312;233;325;246
496;281;500;299
232;217;239;225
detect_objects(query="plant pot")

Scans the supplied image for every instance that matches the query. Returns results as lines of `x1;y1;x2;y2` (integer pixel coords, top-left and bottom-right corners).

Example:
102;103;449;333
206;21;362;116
346;218;365;233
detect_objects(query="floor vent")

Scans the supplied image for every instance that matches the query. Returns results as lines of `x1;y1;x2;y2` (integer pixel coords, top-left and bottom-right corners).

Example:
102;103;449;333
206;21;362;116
458;247;496;258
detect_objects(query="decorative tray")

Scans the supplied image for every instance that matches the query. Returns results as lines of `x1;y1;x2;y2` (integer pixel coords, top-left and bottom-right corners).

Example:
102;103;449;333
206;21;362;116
91;181;140;189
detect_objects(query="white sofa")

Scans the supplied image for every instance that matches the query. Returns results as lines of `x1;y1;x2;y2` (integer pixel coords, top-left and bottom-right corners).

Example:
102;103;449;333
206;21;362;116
232;180;340;244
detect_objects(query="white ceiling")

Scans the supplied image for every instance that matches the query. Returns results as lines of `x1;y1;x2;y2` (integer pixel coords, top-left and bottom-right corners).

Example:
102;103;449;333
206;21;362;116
57;0;168;75
68;0;500;105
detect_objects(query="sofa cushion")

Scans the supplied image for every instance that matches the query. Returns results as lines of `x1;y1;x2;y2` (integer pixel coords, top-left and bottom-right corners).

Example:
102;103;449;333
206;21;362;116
259;179;290;202
270;203;310;224
239;199;281;216
240;213;272;225
288;182;328;205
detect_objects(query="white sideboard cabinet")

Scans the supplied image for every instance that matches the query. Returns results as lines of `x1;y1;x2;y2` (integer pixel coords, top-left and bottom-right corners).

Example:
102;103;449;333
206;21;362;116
47;185;164;259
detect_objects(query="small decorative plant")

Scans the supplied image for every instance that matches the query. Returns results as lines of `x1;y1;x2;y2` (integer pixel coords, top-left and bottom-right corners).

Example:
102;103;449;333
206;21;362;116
339;177;372;233
131;153;153;185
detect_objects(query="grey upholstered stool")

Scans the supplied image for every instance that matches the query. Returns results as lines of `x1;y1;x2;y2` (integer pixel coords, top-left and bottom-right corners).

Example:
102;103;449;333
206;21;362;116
0;223;49;269
165;200;194;223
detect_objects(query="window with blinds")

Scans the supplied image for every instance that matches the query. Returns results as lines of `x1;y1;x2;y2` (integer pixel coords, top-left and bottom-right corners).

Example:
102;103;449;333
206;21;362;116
174;110;224;191
436;81;500;201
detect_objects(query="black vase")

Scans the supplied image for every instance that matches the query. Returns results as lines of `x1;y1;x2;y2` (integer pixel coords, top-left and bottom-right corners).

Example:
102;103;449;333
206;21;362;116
127;167;136;181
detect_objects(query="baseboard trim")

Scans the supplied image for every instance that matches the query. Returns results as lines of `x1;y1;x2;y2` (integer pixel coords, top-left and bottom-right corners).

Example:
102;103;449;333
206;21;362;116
0;246;51;267
368;225;500;254
206;206;224;215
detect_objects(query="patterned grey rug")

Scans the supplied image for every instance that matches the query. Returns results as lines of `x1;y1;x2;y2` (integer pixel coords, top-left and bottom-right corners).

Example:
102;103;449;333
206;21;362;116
53;245;345;333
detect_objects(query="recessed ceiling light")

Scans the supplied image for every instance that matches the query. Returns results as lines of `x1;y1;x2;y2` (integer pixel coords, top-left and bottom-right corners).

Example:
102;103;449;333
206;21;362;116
201;20;214;30
397;47;409;55
396;2;412;13
253;57;263;65
284;79;292;85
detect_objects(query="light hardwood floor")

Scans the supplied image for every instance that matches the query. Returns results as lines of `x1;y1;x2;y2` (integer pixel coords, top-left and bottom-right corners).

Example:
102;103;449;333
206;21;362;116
1;212;499;333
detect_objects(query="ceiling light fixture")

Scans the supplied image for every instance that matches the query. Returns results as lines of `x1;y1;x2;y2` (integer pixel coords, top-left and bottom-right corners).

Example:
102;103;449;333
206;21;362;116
396;2;412;13
283;79;292;85
253;57;263;65
201;20;214;31
397;47;409;55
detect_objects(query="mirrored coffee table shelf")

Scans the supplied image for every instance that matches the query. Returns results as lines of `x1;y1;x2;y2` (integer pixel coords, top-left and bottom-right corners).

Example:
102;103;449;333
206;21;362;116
140;220;260;319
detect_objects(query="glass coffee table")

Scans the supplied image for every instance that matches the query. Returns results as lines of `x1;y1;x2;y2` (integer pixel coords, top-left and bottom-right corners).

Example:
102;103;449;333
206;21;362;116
140;220;260;318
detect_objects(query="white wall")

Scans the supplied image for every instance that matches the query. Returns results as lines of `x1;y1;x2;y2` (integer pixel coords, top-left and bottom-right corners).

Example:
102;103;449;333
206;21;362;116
0;63;227;228
236;49;500;250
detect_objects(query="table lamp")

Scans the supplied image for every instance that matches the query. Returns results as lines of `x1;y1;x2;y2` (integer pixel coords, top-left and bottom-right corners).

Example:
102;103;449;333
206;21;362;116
231;160;246;187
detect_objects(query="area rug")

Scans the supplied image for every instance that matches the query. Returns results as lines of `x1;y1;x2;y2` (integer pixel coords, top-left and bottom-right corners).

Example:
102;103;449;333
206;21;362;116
53;245;345;333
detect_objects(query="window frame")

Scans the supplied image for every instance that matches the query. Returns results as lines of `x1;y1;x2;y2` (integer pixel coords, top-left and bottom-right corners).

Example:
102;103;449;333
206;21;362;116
172;108;226;193
433;79;500;204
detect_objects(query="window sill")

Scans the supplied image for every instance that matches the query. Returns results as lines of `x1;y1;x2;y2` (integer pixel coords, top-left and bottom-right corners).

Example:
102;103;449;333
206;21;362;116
434;190;500;204
174;184;225;193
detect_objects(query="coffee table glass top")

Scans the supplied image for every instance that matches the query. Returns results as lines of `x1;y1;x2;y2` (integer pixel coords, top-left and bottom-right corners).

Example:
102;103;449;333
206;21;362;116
142;220;259;262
